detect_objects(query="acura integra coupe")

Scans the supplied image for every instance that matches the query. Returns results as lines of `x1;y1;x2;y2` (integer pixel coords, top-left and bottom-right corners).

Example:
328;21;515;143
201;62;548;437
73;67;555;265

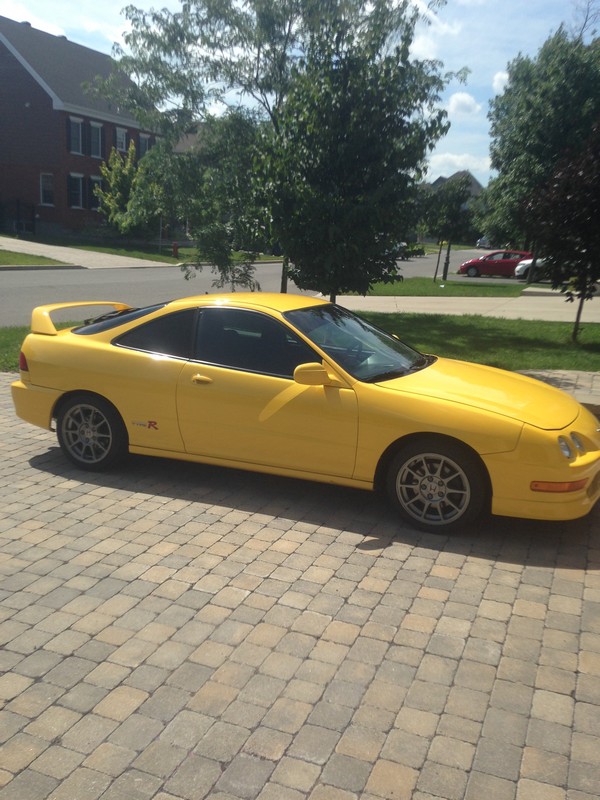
12;293;600;532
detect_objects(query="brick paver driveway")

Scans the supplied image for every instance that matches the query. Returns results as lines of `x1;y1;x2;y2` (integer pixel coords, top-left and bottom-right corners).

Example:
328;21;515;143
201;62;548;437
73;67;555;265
1;373;599;800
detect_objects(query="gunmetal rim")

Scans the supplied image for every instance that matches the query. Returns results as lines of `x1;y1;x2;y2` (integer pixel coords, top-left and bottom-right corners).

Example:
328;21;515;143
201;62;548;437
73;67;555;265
60;402;113;465
395;451;471;526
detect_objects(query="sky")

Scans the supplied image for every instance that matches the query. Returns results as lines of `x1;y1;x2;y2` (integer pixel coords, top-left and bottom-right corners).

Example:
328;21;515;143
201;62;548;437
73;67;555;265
2;0;584;186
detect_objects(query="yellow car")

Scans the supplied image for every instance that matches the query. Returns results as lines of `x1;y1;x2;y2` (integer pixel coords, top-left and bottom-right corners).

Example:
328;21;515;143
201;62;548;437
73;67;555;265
12;293;600;532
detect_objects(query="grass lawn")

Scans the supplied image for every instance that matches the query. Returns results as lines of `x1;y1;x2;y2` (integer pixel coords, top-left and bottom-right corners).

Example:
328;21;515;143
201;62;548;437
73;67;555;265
361;312;600;372
0;250;66;267
2;313;599;374
368;277;524;297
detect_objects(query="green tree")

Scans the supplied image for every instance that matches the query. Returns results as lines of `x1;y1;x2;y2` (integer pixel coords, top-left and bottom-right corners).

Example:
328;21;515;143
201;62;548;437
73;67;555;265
95;1;455;292
126;140;183;242
525;123;600;342
484;29;600;245
260;2;454;300
96;140;139;233
425;175;473;243
181;110;265;290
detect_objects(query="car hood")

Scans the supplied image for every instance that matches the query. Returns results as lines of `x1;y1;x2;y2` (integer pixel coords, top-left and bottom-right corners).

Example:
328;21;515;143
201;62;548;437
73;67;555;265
376;357;580;430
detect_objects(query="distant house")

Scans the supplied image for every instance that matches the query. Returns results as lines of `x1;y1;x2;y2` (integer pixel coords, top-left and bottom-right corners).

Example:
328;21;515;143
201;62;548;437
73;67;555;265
429;170;483;198
0;15;156;235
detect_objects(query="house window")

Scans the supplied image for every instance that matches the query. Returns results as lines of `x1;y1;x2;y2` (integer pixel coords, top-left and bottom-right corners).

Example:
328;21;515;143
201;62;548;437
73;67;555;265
68;174;84;208
139;134;150;157
69;117;83;154
90;177;102;210
40;174;54;206
90;123;103;158
115;127;128;152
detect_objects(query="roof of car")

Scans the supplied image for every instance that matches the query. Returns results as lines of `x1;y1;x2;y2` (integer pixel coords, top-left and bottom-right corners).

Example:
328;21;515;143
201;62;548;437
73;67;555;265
166;293;328;314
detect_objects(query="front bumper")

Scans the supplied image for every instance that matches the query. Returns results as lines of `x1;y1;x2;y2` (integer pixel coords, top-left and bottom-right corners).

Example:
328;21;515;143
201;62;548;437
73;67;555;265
485;410;600;522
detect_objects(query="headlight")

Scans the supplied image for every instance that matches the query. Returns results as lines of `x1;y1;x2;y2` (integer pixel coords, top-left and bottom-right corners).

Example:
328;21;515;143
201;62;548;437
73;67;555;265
558;436;573;458
570;433;586;454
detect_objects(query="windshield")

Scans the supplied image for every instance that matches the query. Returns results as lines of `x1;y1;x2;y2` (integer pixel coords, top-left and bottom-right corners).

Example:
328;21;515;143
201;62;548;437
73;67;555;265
284;304;432;382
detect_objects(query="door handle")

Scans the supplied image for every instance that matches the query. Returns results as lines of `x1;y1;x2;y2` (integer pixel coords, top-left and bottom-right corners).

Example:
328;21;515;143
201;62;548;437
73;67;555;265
191;374;213;385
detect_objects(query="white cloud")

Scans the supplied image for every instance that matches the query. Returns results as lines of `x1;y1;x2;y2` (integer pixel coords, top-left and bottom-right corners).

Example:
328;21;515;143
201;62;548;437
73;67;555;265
447;92;482;116
426;152;491;181
492;71;509;94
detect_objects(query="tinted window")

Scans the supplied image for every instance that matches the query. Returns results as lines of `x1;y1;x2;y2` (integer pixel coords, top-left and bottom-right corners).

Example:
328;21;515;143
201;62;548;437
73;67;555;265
195;308;316;377
114;309;197;359
74;304;166;335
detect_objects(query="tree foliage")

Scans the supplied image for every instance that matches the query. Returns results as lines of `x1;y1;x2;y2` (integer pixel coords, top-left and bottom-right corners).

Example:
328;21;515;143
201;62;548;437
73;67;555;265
423;174;473;243
484;29;600;245
259;1;455;299
525;123;600;341
95;140;139;233
93;1;456;293
180;110;265;290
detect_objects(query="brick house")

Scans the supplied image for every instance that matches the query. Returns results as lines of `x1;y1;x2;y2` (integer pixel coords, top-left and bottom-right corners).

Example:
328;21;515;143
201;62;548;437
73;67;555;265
0;15;156;236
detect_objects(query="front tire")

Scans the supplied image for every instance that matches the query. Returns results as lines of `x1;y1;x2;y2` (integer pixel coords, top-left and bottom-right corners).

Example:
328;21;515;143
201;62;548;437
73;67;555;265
467;266;479;277
386;438;488;532
56;394;128;470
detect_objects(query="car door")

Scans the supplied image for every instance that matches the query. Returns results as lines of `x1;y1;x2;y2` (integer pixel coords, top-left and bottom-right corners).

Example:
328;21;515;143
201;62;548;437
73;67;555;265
176;307;359;478
108;308;198;452
479;252;504;275
500;251;520;276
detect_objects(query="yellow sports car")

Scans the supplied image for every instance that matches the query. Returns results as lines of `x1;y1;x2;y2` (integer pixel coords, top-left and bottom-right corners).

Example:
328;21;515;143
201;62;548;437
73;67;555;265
12;293;600;532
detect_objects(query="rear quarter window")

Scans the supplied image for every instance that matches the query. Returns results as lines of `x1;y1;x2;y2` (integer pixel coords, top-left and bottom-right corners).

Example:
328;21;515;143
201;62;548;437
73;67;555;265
113;309;197;359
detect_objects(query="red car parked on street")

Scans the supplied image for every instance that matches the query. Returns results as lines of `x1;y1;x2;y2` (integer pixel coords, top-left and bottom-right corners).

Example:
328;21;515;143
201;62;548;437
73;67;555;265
458;250;532;278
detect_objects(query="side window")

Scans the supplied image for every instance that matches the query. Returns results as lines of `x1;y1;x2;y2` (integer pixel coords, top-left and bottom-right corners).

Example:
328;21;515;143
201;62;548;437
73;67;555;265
115;128;128;152
69;117;83;154
114;309;197;359
68;174;84;208
90;123;103;158
40;173;54;206
195;308;316;377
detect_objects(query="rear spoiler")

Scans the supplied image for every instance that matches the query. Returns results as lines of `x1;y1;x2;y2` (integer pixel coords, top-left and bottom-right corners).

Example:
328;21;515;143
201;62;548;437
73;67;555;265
31;302;131;336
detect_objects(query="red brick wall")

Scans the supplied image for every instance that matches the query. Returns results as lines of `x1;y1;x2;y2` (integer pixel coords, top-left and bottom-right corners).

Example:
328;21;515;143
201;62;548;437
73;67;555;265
1;41;155;234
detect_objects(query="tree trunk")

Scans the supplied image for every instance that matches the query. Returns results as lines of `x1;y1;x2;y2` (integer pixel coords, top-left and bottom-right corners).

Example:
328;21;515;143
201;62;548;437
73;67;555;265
572;294;586;342
280;257;289;293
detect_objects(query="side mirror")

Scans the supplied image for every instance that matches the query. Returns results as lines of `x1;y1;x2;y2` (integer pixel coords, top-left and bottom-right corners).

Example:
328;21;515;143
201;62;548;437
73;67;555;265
293;362;345;388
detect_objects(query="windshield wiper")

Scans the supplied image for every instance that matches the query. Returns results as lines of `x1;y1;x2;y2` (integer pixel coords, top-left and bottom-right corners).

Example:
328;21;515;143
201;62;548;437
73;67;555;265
409;355;434;370
366;369;409;383
367;355;435;383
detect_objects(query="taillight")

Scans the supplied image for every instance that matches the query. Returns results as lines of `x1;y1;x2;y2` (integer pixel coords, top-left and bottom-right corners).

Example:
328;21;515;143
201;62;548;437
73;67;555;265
19;352;29;371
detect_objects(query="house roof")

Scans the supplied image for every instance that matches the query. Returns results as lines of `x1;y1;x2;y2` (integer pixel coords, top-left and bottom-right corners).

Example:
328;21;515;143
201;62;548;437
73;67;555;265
430;170;483;196
0;15;138;126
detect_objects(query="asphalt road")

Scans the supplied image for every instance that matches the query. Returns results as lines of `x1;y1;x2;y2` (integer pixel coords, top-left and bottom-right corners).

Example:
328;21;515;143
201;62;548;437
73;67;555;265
0;249;477;327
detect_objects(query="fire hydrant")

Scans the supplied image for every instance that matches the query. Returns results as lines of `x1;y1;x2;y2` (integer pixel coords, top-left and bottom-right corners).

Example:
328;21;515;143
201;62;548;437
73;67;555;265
172;241;179;258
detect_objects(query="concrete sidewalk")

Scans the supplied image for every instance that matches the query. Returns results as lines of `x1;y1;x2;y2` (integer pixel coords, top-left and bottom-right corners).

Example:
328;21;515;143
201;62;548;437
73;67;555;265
336;290;600;324
0;235;170;269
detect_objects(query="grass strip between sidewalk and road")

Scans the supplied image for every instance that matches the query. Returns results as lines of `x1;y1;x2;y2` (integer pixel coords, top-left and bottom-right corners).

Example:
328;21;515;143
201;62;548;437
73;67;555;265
2;313;599;374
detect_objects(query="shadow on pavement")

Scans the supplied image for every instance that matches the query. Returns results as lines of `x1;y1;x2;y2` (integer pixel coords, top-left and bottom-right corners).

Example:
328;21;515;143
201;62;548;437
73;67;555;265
30;446;598;573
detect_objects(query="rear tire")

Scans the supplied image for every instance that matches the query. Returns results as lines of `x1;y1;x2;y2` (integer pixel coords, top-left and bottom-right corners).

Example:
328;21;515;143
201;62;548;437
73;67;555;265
386;437;488;532
56;394;128;471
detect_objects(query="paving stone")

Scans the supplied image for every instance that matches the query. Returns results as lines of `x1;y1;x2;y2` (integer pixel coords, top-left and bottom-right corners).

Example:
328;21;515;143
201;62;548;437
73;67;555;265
1;373;600;800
